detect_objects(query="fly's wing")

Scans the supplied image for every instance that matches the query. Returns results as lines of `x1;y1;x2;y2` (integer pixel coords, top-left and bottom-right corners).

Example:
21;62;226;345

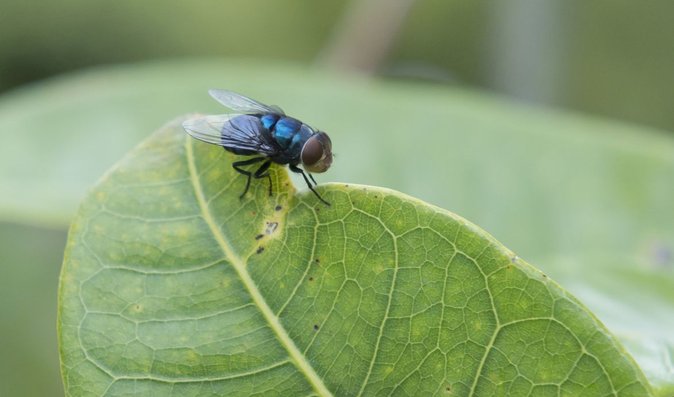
182;114;278;155
208;89;285;115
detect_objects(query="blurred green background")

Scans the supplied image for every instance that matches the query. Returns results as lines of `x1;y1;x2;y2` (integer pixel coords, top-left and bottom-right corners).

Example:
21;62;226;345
1;0;673;395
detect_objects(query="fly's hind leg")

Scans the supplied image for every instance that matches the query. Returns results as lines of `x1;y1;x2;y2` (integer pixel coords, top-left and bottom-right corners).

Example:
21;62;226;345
232;157;266;199
253;160;273;196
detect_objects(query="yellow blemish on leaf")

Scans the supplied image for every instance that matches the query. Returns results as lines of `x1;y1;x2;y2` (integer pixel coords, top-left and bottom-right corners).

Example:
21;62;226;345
473;321;483;332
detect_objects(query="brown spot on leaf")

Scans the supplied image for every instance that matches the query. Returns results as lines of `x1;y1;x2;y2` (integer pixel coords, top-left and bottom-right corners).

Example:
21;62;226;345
256;247;264;254
255;234;264;240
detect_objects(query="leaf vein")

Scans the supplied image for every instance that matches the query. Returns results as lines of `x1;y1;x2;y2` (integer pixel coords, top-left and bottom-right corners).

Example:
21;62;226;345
185;137;333;397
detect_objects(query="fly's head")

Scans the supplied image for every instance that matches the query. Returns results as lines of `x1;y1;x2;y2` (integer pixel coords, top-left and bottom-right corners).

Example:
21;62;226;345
301;132;332;173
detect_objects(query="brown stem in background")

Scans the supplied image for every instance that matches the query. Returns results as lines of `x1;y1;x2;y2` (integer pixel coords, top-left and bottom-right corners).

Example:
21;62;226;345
318;0;417;74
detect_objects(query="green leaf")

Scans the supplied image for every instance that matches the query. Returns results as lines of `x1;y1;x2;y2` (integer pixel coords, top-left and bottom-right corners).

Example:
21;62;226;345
58;120;651;396
545;255;674;394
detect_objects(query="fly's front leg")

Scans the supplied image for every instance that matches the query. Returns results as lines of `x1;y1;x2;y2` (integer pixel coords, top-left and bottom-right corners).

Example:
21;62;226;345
289;164;330;206
232;157;266;199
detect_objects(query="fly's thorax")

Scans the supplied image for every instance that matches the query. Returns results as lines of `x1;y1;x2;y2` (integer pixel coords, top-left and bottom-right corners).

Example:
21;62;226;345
301;132;332;173
260;114;280;130
271;117;303;150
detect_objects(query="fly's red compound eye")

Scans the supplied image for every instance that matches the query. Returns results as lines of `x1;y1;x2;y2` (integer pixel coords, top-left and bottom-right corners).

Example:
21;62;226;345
301;133;332;173
301;136;323;166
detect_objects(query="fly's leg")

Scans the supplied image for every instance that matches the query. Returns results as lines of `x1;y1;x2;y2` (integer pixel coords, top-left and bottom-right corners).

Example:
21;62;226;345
232;157;266;199
289;165;330;206
253;160;273;197
308;173;318;186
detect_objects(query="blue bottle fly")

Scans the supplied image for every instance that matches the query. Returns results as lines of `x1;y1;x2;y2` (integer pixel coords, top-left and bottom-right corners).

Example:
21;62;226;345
183;89;333;206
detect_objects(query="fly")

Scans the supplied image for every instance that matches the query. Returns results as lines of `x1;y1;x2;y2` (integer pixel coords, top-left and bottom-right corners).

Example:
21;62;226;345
183;89;333;206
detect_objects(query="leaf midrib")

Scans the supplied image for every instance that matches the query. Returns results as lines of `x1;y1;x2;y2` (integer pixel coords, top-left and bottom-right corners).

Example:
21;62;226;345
185;137;332;397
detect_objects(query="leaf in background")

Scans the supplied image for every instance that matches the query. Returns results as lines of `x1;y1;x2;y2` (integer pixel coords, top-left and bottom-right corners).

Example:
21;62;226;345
58;120;651;395
0;223;65;396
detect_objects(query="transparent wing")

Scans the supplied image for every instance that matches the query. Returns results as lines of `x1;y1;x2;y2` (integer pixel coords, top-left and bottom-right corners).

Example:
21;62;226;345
208;89;285;115
182;114;278;155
